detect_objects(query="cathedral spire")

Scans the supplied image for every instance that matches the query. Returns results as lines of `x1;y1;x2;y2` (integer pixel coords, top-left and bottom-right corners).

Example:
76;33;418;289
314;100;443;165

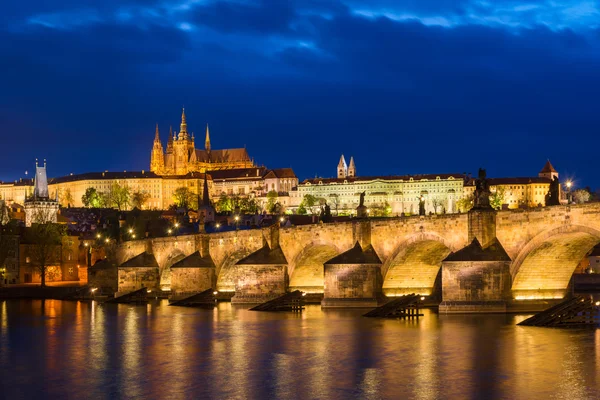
205;123;211;152
179;108;188;138
154;123;160;142
348;156;356;177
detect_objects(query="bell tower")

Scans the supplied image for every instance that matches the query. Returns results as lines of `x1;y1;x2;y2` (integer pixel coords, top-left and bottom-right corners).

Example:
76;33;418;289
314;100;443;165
347;156;356;177
337;155;347;179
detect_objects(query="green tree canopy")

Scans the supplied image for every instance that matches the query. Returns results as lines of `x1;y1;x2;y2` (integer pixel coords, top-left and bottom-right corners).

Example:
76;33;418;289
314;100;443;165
110;182;131;211
172;187;195;210
266;190;279;213
490;187;506;210
81;187;101;208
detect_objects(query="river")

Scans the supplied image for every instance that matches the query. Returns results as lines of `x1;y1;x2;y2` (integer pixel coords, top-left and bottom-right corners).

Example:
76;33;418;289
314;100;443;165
1;300;599;399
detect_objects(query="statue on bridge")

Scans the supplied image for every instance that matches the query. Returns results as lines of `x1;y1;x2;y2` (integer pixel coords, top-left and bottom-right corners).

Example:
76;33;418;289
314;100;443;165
359;191;366;207
320;203;333;223
356;191;368;218
473;168;492;209
545;176;561;206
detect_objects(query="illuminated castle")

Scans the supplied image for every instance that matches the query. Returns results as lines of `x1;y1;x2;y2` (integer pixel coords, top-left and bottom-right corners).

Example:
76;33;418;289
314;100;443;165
150;109;254;175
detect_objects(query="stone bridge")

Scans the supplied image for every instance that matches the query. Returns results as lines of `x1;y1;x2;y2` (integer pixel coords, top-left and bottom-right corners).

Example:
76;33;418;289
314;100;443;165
115;203;600;307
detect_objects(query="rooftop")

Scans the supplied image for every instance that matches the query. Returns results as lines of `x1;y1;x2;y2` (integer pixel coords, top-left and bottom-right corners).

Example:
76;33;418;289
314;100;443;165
301;173;466;185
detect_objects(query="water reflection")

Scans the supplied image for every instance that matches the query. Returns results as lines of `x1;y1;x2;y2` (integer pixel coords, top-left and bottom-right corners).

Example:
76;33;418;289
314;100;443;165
1;301;600;399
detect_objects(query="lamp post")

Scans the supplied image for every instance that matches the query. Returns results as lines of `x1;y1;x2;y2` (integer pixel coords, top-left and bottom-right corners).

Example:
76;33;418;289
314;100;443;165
566;181;572;204
234;215;240;230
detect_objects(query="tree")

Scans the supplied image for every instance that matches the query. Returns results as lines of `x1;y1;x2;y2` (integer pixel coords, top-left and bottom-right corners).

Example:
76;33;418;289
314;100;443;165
297;203;307;215
0;202;17;284
24;208;65;287
110;182;131;211
329;194;340;215
216;193;232;212
131;191;151;209
490;187;506;210
371;201;392;217
573;189;591;204
82;187;101;208
430;197;443;214
172;187;194;210
266;190;279;213
456;194;474;213
239;197;260;214
59;188;74;207
300;194;320;215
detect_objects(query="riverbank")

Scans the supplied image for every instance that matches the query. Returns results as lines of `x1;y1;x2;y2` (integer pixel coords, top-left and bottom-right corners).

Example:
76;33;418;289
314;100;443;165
0;282;86;300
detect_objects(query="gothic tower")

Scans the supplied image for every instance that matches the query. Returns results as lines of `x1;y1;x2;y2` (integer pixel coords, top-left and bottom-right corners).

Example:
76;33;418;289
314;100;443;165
150;124;165;173
174;108;192;175
347;156;356;177
25;160;59;227
337;155;348;179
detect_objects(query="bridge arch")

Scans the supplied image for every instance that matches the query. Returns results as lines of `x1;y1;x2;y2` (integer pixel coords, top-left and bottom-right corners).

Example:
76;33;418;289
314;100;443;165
288;241;342;293
159;249;187;289
511;225;600;299
216;249;255;292
382;232;455;297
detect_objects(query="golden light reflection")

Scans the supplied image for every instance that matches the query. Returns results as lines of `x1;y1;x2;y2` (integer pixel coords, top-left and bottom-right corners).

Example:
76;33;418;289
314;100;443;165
357;368;381;399
1;300;6;331
273;353;295;399
89;302;106;370
302;305;332;399
413;311;439;400
167;313;190;396
121;307;142;399
0;301;7;366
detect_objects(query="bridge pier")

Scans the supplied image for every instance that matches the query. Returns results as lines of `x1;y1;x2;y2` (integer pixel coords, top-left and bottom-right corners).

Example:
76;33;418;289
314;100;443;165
439;209;512;313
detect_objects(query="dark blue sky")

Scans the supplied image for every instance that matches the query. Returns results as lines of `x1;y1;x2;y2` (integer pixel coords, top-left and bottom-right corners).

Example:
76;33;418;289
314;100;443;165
1;0;599;187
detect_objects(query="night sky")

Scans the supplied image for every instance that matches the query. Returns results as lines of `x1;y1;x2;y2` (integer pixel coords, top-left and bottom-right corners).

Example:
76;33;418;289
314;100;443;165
1;1;599;188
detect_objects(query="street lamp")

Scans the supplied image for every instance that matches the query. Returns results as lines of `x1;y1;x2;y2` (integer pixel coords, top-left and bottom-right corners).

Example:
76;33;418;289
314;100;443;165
566;181;573;204
234;215;240;230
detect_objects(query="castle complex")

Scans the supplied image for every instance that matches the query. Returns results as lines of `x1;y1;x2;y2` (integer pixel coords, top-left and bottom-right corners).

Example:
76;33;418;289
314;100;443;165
150;109;254;175
0;107;565;216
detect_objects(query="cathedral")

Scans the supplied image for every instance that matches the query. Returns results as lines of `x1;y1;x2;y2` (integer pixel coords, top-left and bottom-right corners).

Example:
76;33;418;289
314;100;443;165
150;109;254;175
